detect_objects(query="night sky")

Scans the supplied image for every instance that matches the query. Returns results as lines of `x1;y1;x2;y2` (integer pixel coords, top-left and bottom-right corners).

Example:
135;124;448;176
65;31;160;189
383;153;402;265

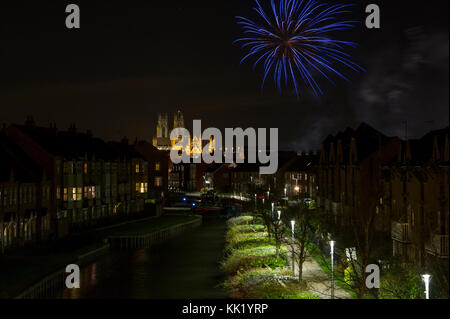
1;0;448;151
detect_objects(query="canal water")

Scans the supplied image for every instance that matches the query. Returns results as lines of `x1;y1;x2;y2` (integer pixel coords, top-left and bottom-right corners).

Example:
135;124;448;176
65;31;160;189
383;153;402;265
57;217;228;298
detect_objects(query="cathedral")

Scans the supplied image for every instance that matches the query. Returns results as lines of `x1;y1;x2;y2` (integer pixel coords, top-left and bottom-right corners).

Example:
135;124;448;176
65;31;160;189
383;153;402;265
153;111;185;150
152;110;214;155
152;112;171;150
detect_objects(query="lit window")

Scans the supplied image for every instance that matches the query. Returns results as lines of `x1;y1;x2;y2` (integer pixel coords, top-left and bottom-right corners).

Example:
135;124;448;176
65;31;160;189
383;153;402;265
155;162;160;171
76;187;82;201
72;188;76;201
135;163;140;173
84;163;88;174
136;183;140;192
63;188;68;201
91;186;96;199
84;186;88;199
155;177;162;187
140;182;148;193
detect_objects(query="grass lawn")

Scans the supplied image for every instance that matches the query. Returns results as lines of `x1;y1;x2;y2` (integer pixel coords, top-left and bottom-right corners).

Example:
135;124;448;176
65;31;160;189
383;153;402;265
222;215;321;299
103;214;199;237
306;241;365;299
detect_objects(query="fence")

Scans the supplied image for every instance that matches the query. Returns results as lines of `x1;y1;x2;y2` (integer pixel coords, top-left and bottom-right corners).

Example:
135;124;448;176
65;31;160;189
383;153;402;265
108;217;202;249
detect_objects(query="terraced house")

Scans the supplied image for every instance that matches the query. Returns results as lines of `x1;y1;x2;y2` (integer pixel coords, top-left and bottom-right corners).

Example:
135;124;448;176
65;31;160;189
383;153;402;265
4;117;149;244
0;130;51;253
317;122;449;272
382;128;449;265
317;123;401;231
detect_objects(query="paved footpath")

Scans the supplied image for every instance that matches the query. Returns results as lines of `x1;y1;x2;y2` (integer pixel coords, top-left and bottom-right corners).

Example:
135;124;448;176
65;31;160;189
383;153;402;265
288;246;352;299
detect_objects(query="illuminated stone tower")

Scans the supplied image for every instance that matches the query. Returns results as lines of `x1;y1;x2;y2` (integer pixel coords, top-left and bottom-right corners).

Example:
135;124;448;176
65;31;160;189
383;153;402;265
171;110;186;149
173;110;184;129
156;113;169;138
153;113;171;150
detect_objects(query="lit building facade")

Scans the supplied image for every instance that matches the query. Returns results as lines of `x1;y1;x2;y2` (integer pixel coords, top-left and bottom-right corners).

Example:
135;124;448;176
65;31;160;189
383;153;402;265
5;118;150;243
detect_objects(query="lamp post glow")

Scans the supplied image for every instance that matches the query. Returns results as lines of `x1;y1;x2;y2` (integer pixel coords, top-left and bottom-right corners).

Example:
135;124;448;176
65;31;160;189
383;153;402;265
330;240;335;299
291;220;295;272
277;210;281;221
271;202;275;219
422;274;431;299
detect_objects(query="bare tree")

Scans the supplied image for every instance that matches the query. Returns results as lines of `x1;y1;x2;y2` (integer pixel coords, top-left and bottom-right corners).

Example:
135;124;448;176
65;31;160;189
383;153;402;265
269;213;283;258
283;203;313;283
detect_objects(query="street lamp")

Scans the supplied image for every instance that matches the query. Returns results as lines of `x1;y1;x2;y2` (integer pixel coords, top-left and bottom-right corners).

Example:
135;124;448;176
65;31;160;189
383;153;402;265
422;274;431;299
271;202;275;219
294;185;300;202
330;240;335;299
291;220;295;272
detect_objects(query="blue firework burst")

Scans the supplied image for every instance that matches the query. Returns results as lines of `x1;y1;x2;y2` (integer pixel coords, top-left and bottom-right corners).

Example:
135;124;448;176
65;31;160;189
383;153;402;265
235;0;365;98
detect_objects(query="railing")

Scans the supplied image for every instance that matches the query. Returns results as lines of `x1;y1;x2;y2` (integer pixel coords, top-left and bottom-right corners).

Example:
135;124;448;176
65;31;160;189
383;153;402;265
15;244;110;299
108;217;202;249
426;234;449;257
391;221;410;243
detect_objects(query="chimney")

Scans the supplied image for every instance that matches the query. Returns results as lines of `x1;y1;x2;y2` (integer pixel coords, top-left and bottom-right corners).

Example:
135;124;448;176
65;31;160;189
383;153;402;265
50;122;58;136
68;123;77;133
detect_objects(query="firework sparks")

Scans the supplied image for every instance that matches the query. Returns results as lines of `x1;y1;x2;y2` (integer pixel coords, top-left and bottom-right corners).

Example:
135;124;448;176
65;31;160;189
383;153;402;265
235;0;365;98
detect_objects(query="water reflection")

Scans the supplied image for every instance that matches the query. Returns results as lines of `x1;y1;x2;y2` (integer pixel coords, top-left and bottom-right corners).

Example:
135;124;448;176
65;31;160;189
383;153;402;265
57;219;227;299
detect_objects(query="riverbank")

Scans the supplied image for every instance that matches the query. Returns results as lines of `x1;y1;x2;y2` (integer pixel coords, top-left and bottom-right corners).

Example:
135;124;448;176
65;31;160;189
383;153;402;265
0;214;200;299
108;215;202;249
56;217;227;299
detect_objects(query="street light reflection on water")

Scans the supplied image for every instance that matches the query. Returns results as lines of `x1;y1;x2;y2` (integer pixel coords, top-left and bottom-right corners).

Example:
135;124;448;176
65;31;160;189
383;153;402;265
57;219;227;299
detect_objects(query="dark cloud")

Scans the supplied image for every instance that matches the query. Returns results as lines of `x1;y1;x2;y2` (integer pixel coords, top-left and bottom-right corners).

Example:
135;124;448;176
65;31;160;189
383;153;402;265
350;26;449;139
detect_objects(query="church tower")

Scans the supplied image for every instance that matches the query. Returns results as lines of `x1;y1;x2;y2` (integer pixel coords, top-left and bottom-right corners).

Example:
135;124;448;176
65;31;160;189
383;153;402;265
153;113;171;150
156;113;169;138
173;110;184;129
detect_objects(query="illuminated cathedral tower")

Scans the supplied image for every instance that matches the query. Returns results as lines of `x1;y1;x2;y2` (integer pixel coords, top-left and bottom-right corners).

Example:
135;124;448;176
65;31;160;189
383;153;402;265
173;109;184;129
156;113;169;138
153;113;171;150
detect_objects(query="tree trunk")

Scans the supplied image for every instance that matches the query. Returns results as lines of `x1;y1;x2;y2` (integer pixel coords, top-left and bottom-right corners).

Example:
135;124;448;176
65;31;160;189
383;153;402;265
298;258;303;282
276;242;280;259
